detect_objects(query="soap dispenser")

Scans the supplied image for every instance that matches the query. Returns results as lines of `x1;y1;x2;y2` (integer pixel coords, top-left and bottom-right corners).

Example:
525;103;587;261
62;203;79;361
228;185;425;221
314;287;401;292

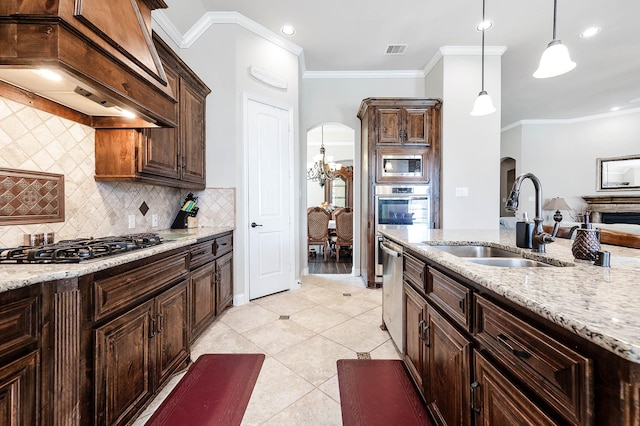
515;212;534;249
572;214;601;262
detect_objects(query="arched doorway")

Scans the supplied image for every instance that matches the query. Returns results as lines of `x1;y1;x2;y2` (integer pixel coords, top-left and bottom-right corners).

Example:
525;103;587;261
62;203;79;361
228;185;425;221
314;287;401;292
306;123;355;274
500;157;516;217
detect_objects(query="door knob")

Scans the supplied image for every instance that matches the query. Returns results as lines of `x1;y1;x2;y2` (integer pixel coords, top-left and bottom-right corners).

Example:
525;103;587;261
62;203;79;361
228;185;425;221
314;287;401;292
251;222;263;228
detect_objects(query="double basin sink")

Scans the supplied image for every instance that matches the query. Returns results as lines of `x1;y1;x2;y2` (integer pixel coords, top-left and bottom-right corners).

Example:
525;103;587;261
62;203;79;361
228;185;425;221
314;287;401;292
431;245;555;268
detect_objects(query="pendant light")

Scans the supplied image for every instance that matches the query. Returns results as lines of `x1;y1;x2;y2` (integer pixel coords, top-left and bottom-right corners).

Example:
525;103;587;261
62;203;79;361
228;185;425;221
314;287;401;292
470;0;496;116
533;0;576;78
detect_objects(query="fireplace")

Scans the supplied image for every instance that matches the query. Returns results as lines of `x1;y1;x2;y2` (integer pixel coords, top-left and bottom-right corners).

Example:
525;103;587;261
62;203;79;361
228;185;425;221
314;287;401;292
582;195;640;224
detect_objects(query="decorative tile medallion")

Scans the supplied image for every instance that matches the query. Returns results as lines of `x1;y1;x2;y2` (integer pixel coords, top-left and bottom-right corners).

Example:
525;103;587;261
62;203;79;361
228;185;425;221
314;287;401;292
356;352;371;359
0;168;64;225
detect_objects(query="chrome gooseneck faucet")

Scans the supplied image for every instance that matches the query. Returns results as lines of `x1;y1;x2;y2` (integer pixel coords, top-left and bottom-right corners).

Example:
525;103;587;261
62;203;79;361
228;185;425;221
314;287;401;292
505;173;555;253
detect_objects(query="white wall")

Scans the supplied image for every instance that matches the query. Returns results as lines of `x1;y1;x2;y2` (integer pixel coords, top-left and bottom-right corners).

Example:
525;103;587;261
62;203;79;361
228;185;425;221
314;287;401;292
506;109;640;223
433;52;502;229
155;23;300;303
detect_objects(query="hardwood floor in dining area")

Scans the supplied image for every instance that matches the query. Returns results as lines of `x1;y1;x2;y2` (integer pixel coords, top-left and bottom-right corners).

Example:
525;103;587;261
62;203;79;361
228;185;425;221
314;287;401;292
308;250;352;274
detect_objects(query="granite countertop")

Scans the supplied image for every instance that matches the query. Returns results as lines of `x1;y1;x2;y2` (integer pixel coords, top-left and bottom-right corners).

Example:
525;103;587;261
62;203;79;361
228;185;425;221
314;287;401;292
0;227;234;293
379;227;640;364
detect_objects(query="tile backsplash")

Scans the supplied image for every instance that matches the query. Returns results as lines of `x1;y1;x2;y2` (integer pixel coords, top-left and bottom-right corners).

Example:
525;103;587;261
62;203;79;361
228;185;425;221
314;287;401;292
0;96;234;247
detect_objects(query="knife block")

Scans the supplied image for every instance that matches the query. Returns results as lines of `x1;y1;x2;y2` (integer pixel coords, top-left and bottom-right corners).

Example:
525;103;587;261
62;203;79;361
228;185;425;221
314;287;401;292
171;211;190;229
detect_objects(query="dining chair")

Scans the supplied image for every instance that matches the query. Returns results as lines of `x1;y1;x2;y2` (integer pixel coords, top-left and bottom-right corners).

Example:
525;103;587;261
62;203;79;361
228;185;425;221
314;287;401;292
307;207;331;261
333;207;353;262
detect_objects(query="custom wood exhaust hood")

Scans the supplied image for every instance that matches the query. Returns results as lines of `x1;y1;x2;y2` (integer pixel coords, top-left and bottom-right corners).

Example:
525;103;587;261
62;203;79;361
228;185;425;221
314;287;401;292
0;0;178;128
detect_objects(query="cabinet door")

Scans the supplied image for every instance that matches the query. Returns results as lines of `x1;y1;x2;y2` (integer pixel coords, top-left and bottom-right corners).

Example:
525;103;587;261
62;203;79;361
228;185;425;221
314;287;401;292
216;252;233;314
473;351;557;426
141;62;181;180
425;304;472;426
94;300;155;426
154;281;189;387
0;350;39;426
189;263;216;342
403;282;426;396
404;108;430;145
377;108;402;144
180;80;207;185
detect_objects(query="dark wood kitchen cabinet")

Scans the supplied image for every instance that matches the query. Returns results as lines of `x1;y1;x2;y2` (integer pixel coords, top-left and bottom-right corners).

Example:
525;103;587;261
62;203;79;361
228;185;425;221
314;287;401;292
0;286;41;426
94;34;210;190
188;232;233;343
376;106;432;146
403;282;471;425
216;251;233;314
357;98;442;288
86;248;190;426
399;248;599;425
94;281;188;426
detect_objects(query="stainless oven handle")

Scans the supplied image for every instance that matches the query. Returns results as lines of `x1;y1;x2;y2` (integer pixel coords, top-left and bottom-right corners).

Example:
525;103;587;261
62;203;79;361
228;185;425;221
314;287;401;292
376;196;428;201
381;243;402;258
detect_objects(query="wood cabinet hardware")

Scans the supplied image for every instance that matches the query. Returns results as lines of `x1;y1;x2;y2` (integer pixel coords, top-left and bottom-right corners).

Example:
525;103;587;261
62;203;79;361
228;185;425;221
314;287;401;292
497;333;531;359
470;381;481;414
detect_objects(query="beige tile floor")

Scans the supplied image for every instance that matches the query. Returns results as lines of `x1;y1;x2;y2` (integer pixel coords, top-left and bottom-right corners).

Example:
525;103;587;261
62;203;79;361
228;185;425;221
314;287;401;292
132;274;401;426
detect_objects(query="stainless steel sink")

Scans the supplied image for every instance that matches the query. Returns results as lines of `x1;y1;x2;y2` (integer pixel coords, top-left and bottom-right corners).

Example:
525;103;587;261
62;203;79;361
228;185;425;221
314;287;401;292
431;245;521;258
466;258;551;267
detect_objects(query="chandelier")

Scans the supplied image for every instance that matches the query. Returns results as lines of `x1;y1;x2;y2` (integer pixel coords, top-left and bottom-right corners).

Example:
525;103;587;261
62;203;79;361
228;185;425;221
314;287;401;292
307;128;341;187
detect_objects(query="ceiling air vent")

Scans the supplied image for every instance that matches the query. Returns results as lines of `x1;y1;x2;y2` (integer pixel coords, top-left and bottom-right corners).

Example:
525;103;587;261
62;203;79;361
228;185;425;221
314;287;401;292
385;44;408;55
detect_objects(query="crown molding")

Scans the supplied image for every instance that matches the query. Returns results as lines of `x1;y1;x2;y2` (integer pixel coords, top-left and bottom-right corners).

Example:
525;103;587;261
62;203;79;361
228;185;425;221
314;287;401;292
152;10;303;56
423;45;507;76
501;106;640;132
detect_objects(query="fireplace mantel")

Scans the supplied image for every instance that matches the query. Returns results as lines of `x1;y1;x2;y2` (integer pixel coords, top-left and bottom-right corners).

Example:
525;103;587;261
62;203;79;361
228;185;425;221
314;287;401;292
583;195;640;223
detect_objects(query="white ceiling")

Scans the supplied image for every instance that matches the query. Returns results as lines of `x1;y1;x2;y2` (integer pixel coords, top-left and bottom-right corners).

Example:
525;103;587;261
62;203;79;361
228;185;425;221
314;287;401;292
161;0;640;126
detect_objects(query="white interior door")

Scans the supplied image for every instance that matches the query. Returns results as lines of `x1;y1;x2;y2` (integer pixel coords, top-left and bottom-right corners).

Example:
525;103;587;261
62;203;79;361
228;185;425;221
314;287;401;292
247;99;293;300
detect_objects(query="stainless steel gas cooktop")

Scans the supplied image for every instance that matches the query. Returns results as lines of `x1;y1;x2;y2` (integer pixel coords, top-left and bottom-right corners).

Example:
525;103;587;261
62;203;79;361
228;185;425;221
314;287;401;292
0;233;163;264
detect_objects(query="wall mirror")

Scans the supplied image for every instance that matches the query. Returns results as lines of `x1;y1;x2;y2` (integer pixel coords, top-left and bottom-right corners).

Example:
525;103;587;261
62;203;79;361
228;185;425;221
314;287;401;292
597;155;640;191
325;166;353;207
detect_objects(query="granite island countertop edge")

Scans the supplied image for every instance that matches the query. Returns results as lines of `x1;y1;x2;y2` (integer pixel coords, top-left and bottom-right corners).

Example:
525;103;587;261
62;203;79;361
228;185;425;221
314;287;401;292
379;227;640;364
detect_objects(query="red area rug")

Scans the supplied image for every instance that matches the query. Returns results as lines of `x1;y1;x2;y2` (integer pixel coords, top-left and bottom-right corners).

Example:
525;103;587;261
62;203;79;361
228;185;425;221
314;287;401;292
337;359;432;426
145;353;265;426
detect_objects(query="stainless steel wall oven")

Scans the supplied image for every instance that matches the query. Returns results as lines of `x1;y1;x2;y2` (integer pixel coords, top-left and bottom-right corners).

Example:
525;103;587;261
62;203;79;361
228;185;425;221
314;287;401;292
374;185;430;283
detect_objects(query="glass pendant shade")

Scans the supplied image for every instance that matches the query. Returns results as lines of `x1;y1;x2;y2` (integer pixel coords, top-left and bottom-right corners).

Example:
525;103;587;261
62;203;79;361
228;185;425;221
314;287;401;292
470;90;496;116
533;39;576;78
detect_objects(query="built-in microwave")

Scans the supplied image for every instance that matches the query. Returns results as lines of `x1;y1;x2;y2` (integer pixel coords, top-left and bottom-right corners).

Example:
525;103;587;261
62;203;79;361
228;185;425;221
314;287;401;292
376;148;429;183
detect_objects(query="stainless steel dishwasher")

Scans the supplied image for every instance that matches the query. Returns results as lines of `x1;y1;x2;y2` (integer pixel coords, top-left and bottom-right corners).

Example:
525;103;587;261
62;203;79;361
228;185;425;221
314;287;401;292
380;237;404;352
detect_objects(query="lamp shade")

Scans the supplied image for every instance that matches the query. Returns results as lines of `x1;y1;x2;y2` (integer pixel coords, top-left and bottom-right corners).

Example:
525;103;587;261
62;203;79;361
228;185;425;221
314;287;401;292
533;40;576;78
470;91;496;116
543;197;571;211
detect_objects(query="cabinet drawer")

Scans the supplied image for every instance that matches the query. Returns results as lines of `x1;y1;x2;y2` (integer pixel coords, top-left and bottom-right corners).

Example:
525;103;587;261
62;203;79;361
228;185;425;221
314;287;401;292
403;252;426;291
214;233;233;257
475;295;592;425
0;296;39;358
94;251;189;321
427;268;472;332
190;240;215;269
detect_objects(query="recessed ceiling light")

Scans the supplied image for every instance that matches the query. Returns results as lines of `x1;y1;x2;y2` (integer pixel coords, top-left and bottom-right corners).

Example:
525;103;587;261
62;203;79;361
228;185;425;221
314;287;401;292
476;20;493;31
629;97;640;104
610;106;620;112
580;26;601;38
281;25;295;36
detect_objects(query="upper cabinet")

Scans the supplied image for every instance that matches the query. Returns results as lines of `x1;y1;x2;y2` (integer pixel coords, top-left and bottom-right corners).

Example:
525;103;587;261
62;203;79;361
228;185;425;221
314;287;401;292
94;33;210;189
377;106;432;145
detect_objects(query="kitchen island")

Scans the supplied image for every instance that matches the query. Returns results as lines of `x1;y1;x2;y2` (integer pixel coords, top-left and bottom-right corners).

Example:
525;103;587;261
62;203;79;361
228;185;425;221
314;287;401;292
379;226;640;425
